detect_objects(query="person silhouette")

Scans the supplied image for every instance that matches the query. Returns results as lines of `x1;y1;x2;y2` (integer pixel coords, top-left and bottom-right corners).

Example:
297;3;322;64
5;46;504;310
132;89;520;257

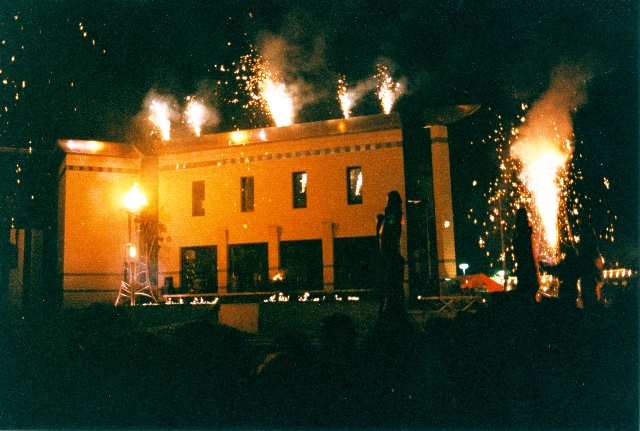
379;191;403;260
512;208;540;305
378;191;406;317
543;242;580;308
575;227;602;310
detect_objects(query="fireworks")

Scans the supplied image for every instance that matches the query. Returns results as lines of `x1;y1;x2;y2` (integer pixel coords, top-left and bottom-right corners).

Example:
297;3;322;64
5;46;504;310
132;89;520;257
148;99;173;141
237;50;295;127
469;106;615;271
511;127;572;258
184;96;207;137
260;77;294;126
145;94;217;139
376;65;403;115
337;76;353;119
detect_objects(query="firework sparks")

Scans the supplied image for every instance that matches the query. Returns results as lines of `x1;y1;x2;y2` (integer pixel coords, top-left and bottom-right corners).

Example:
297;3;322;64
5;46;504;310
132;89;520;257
148;99;173;141
376;65;403;115
469;102;616;273
260;77;294;126
511;130;571;256
184;96;206;137
239;50;295;127
338;76;353;119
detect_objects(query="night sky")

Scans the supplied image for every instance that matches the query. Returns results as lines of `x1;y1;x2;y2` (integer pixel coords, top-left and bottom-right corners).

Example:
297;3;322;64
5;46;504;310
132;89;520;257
1;0;637;270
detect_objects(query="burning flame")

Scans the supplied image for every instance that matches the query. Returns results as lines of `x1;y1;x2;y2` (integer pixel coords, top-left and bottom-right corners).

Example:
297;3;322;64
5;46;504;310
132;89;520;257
376;65;403;115
148;99;172;140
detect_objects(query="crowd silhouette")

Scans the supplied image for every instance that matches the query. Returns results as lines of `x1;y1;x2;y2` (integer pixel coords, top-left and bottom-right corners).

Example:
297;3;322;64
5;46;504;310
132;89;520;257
0;293;637;430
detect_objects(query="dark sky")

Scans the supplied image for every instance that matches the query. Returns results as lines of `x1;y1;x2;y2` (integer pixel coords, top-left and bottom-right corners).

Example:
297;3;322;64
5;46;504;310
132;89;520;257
1;0;638;268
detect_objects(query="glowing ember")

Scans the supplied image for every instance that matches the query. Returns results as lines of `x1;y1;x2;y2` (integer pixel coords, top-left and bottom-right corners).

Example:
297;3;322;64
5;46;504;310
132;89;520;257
338;76;353;119
184;96;206;137
376;65;403;114
148;99;172;140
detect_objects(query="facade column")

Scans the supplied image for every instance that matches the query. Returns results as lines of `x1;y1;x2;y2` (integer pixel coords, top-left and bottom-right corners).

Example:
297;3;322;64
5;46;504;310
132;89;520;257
430;125;457;278
321;222;336;291
216;228;229;294
267;225;281;281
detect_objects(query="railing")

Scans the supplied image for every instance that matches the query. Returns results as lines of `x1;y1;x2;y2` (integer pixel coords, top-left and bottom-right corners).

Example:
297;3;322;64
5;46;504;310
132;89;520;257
161;288;382;305
411;294;488;316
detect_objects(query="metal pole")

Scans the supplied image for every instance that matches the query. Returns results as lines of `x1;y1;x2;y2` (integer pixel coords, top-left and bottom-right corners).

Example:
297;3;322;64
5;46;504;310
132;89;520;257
498;194;507;290
128;212;134;306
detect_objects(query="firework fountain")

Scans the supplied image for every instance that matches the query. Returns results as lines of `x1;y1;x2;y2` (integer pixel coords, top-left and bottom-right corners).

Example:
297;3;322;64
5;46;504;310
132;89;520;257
237;49;297;127
510;65;589;263
337;65;404;119
147;96;176;141
337;76;353;119
184;96;207;137
376;64;404;115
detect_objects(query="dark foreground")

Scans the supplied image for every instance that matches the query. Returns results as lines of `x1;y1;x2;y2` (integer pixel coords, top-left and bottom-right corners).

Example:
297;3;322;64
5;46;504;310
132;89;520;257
0;293;637;430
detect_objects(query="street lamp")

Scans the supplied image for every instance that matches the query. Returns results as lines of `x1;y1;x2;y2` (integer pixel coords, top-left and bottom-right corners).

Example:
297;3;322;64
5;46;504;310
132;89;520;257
116;183;156;306
459;263;469;275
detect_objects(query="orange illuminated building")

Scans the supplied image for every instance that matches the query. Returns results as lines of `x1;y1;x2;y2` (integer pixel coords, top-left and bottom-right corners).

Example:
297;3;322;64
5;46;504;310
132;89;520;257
57;109;477;306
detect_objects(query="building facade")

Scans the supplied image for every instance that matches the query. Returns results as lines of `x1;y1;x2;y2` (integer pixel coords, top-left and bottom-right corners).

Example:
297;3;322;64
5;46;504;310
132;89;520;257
57;110;474;306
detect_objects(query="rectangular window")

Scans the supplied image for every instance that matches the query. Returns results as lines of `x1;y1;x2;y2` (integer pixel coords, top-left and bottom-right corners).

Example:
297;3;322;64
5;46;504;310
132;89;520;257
192;180;205;216
241;176;254;212
347;166;363;205
292;171;307;209
228;243;268;292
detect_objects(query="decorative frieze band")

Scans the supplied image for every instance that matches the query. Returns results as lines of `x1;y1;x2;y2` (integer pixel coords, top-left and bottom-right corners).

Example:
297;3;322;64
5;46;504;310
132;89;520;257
159;141;403;171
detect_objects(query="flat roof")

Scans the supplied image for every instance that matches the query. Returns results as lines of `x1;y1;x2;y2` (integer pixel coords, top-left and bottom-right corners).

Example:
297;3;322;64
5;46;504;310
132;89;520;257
153;113;402;155
58;140;141;158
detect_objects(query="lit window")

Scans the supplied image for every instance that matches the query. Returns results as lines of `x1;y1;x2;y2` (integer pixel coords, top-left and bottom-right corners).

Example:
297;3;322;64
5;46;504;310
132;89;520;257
347;167;363;205
293;172;307;209
241;176;254;212
192;180;205;216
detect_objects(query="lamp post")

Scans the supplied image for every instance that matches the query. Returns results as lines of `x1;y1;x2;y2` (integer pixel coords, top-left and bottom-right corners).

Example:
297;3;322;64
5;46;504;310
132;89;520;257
459;263;469;275
116;183;156;306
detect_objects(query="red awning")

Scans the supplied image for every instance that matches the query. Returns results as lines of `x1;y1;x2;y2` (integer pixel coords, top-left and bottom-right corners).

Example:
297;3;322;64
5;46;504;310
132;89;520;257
458;273;504;292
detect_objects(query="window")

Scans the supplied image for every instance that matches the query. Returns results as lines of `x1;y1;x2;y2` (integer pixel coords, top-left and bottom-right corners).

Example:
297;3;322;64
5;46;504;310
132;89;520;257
347;166;363;205
334;236;378;289
292;171;307;209
241;176;254;212
180;246;217;293
280;240;323;290
192;180;205;216
228;243;268;292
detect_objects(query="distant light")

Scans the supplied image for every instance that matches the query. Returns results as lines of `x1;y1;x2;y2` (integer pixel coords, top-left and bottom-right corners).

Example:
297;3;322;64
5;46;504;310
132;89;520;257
459;263;469;275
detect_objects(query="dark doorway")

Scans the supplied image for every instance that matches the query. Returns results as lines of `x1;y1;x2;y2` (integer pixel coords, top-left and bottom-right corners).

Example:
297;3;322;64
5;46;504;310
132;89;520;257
228;243;268;292
280;240;323;291
180;246;217;293
334;236;378;290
